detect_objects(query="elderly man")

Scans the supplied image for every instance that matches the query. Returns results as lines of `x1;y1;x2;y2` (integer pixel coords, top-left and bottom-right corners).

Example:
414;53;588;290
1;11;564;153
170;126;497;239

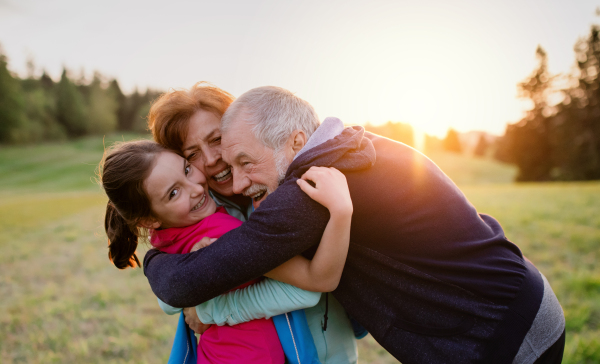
144;86;565;363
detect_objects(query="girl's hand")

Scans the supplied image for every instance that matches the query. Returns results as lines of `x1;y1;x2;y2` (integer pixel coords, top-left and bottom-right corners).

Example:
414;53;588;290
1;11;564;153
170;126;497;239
296;166;353;216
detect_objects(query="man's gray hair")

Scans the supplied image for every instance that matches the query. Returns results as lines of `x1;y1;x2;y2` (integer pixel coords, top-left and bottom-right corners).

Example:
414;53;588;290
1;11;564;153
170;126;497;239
221;86;320;150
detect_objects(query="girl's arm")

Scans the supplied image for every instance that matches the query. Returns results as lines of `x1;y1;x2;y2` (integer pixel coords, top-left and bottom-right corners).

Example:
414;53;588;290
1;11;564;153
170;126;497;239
265;167;353;292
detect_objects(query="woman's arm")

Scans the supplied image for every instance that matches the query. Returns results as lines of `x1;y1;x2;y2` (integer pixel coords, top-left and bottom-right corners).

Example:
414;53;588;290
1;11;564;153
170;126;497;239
265;167;353;292
157;297;182;315
157;278;320;325
194;278;321;325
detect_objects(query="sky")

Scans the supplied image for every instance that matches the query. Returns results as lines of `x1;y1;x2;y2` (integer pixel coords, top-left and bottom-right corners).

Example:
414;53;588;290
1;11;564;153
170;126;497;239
0;0;598;137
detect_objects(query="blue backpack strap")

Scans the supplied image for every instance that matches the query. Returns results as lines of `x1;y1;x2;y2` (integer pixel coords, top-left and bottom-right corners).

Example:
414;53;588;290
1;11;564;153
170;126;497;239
272;310;321;364
168;312;198;364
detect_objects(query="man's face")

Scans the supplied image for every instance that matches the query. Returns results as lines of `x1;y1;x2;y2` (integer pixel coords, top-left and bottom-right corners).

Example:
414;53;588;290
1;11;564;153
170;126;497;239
221;120;288;209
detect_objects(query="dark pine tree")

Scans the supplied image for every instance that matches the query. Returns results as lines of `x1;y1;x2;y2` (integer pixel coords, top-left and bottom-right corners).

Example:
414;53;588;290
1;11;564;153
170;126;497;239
56;68;89;137
0;50;28;143
108;79;129;131
473;134;489;157
496;46;554;181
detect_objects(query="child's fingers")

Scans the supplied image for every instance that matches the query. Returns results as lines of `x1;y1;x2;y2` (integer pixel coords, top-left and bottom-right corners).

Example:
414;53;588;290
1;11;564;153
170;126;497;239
296;178;318;198
300;167;329;185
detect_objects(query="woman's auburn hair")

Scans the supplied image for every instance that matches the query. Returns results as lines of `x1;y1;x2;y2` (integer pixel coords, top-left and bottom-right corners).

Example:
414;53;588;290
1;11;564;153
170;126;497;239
148;81;235;152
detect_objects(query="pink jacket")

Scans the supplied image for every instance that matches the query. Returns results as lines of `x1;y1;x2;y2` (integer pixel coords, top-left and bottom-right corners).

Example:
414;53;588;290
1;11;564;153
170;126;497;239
151;207;285;364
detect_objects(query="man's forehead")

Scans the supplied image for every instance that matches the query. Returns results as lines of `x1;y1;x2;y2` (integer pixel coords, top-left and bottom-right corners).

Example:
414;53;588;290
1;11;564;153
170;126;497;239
222;120;254;147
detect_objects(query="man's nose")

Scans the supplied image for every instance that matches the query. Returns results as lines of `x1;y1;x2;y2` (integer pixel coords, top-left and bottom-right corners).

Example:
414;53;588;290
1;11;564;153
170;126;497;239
232;172;251;195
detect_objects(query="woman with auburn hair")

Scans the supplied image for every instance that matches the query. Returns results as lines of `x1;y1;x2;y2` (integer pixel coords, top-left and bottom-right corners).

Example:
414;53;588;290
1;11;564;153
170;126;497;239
146;82;362;364
148;82;246;208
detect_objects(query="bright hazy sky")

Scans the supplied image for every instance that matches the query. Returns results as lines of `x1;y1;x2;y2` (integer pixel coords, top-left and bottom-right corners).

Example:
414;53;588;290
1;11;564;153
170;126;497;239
0;0;598;136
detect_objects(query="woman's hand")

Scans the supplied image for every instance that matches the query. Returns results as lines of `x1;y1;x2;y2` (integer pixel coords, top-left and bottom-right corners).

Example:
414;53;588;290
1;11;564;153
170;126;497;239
190;237;218;252
183;307;211;334
296;166;353;216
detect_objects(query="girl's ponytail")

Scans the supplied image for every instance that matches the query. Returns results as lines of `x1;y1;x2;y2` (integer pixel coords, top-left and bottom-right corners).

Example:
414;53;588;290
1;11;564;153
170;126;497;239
99;140;166;269
105;201;141;269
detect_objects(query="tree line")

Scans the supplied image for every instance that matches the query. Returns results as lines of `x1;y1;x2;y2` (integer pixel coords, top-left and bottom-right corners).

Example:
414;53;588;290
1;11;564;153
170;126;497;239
495;25;600;181
0;51;161;144
8;22;600;183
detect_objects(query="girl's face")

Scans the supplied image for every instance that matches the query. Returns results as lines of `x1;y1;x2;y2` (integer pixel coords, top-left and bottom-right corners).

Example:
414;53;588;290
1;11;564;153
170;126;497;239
144;151;217;229
181;109;234;197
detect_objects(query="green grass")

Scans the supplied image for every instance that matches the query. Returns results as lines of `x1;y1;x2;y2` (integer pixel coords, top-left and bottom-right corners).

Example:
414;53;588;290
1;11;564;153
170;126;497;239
0;133;149;192
0;137;598;363
426;150;517;185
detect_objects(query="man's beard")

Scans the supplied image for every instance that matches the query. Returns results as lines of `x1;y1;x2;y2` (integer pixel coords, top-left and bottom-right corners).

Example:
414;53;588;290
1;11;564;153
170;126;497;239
242;149;290;202
274;148;290;184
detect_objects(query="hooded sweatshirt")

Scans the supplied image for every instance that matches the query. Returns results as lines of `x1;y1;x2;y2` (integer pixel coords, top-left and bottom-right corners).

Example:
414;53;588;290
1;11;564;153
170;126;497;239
145;123;547;364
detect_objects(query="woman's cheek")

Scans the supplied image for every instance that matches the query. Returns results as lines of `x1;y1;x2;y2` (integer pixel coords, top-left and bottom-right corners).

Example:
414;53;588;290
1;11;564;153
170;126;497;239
191;160;207;175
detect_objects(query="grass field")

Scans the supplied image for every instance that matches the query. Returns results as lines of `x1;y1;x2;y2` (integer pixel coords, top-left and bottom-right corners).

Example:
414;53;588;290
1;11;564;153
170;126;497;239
1;135;599;363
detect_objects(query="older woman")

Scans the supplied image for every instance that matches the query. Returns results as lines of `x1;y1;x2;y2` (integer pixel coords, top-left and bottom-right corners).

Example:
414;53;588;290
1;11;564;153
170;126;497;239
147;82;361;364
149;83;251;221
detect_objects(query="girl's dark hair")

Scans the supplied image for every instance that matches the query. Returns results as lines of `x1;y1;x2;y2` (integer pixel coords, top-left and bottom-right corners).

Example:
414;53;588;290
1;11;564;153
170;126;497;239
99;140;166;269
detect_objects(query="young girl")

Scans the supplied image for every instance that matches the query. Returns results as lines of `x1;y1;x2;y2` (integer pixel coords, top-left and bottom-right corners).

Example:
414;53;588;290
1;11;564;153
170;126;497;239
100;140;353;363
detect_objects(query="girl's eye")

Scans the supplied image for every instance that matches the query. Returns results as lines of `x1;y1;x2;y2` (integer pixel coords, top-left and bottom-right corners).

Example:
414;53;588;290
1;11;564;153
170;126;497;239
169;189;179;200
185;165;191;176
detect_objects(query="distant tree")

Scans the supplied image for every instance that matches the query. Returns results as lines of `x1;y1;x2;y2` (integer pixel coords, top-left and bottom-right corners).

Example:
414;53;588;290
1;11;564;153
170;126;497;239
558;25;600;180
108;79;128;131
495;46;554;181
518;46;552;117
473;134;489;157
131;101;151;132
443;129;462;153
87;73;118;134
0;50;28;143
40;71;54;90
424;134;443;154
0;48;165;144
364;121;414;147
20;75;65;142
56;68;89;137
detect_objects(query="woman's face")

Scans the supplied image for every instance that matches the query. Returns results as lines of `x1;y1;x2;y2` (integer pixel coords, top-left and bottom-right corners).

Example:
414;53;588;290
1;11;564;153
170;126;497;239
181;109;233;196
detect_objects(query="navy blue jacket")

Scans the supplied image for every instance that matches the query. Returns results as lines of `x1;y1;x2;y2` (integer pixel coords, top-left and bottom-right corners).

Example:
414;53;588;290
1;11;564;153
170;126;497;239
144;126;543;364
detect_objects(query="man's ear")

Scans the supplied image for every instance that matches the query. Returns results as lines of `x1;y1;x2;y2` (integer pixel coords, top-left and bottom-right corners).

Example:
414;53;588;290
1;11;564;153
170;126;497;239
288;130;307;158
138;217;161;230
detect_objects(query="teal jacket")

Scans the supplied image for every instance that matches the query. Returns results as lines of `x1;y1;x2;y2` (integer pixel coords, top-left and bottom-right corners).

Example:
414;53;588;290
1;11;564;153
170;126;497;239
158;280;358;364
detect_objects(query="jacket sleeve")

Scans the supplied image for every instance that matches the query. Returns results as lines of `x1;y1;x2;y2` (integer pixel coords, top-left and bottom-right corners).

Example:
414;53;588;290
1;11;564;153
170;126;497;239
143;179;330;308
194;278;321;326
157;297;182;315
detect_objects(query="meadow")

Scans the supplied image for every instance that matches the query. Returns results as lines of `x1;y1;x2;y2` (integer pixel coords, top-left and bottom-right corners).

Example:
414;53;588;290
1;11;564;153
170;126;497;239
0;135;599;363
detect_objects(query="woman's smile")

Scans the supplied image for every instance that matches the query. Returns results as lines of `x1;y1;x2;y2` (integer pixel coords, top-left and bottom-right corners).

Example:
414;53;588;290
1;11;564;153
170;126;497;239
212;166;232;184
